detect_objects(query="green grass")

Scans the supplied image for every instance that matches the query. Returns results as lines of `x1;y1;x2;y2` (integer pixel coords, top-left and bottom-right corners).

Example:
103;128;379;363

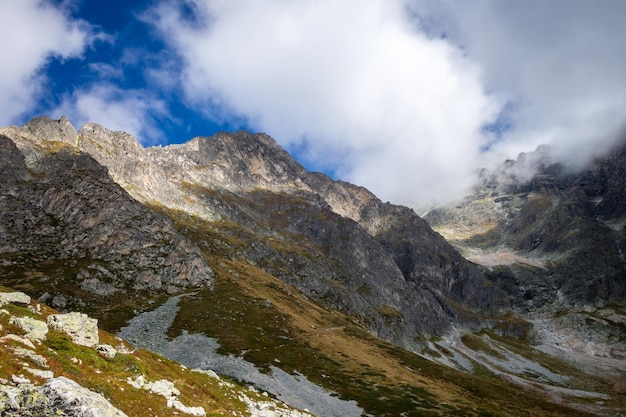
166;269;456;416
160;258;609;417
0;287;266;417
461;334;506;359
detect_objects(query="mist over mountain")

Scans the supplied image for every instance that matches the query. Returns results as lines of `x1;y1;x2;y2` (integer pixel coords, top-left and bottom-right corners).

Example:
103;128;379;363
1;116;625;416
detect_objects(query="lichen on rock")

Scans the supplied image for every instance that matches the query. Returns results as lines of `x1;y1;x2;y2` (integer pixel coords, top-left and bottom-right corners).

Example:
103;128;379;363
0;292;31;306
8;316;48;342
0;376;128;417
47;312;99;347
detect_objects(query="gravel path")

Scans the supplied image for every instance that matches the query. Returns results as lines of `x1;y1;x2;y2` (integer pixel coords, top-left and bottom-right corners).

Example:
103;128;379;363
117;296;363;417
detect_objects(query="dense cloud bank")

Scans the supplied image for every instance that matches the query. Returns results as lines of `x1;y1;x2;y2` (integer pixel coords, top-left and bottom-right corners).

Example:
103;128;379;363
3;0;626;207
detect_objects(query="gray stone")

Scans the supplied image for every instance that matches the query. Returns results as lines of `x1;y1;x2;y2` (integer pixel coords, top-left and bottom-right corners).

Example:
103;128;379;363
96;344;117;359
25;368;54;380
11;374;31;385
0;292;31;306
80;278;118;296
12;347;48;368
9;316;48;341
126;375;146;389
42;377;128;416
51;295;68;310
47;312;99;347
0;376;127;416
167;397;206;416
192;368;220;379
0;334;36;349
149;379;180;398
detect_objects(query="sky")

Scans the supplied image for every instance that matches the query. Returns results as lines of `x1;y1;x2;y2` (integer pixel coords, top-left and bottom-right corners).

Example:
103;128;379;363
1;0;625;208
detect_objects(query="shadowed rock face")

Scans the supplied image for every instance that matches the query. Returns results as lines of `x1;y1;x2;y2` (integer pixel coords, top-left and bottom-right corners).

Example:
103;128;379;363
0;133;213;311
0;117;508;347
143;127;508;342
425;142;626;311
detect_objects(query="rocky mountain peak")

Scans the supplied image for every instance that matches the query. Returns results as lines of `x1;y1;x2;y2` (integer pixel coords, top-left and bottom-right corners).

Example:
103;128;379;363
2;116;509;342
426;138;626;309
147;130;312;195
0;116;79;175
24;115;78;147
78;122;145;160
0;121;215;315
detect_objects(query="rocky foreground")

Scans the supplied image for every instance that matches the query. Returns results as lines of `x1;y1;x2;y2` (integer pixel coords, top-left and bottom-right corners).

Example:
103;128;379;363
0;289;313;417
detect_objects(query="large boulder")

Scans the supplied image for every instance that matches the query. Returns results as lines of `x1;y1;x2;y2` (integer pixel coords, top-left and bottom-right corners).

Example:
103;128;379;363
0;292;31;306
0;376;127;417
8;316;48;341
96;344;117;359
47;312;99;347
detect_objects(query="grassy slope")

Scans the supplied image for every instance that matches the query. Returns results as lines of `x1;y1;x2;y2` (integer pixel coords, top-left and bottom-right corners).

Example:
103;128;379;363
146;202;621;417
1;199;621;416
164;254;601;417
0;285;284;417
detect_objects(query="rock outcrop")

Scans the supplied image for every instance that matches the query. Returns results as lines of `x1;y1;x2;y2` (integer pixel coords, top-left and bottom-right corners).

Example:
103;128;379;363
0;122;214;315
126;375;206;416
0;377;128;417
0;292;31;306
95;344;117;359
47;312;99;347
0;117;507;344
8;316;48;342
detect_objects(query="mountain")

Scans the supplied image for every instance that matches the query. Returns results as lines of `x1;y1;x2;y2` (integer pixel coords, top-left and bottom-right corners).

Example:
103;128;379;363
0;116;504;346
1;116;625;416
424;142;626;358
0;287;312;416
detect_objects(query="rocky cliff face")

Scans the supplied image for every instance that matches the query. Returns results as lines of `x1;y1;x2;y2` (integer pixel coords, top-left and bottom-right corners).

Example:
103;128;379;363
2;117;626;416
0;122;213;317
424;143;626;360
144;128;507;342
425;143;626;309
0;117;505;348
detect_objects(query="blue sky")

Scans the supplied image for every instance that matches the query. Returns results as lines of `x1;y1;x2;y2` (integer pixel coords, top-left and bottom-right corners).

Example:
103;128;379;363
2;0;625;207
26;0;249;144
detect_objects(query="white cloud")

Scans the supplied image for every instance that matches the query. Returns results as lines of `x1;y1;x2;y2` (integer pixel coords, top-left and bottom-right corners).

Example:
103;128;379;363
415;0;626;168
150;0;626;207
0;0;92;125
151;0;500;207
51;84;169;145
87;62;124;80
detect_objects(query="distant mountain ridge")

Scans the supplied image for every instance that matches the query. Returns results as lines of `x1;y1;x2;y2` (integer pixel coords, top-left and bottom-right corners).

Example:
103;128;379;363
0;116;505;346
424;141;626;360
1;116;625;416
425;141;626;309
